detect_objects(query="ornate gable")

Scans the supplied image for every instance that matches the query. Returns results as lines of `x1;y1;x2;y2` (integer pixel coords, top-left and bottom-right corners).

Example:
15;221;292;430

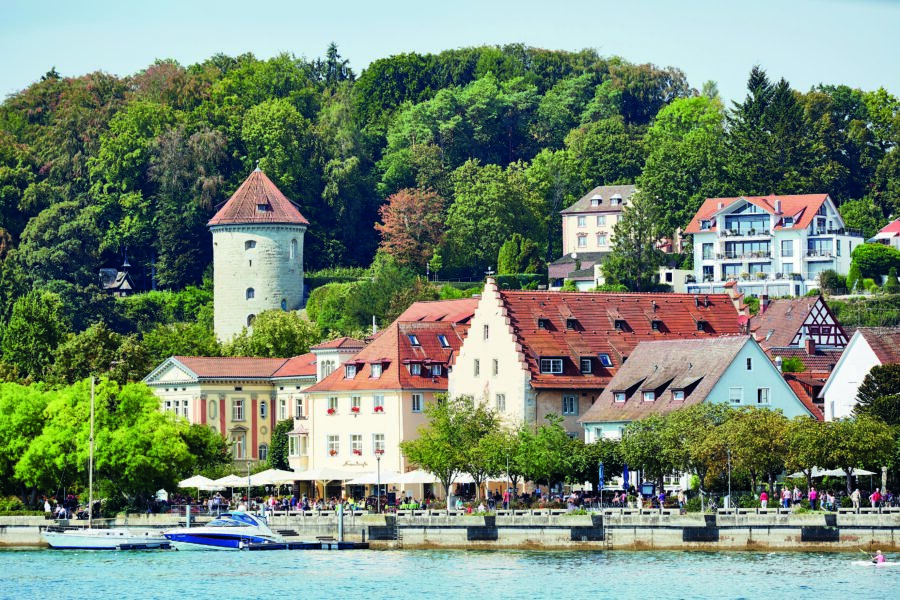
789;296;849;348
142;358;199;385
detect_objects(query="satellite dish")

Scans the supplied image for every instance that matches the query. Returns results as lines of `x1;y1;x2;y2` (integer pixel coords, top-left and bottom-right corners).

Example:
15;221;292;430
571;252;577;260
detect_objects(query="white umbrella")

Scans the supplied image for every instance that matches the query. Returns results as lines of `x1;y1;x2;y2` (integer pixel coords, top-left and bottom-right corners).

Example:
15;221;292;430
347;471;402;485
249;469;297;486
821;468;877;477
394;469;440;485
786;468;830;479
214;474;249;487
179;475;216;489
291;467;356;481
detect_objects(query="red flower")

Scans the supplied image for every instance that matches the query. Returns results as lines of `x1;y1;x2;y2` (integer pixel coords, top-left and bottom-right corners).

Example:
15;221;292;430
353;449;362;456
327;408;336;415
351;406;360;413
329;449;337;456
374;406;384;413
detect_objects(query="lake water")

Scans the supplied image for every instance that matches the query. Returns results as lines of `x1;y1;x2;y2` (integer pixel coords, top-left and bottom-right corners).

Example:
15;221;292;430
1;548;898;600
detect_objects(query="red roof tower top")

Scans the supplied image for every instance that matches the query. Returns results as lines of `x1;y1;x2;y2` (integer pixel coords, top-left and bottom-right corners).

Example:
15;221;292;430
208;168;309;227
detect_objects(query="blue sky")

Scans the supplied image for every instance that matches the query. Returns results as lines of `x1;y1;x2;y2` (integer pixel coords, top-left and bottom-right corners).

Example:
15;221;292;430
2;0;898;103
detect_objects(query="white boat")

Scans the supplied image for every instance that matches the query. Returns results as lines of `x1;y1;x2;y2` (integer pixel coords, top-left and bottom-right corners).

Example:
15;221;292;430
42;377;169;551
163;511;284;550
42;527;171;550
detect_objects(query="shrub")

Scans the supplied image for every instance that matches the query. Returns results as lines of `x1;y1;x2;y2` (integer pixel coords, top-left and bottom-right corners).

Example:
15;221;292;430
884;267;900;294
685;496;702;512
818;269;846;295
781;357;806;373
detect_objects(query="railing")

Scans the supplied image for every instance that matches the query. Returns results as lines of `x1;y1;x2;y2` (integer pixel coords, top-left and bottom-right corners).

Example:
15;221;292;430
805;250;834;259
716;252;772;260
718;230;772;238
809;227;864;238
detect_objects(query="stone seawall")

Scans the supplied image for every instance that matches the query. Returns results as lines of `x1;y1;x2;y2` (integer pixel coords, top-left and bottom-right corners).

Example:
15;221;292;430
4;509;899;550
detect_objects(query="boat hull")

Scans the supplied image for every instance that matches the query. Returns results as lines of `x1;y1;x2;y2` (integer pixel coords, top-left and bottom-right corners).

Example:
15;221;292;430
43;529;171;550
164;532;277;550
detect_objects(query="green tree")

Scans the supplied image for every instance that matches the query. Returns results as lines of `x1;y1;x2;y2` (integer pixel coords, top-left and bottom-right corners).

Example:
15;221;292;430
400;395;499;502
1;290;70;381
851;243;900;279
846;261;863;293
780;357;806;373
785;417;832;490
855;364;900;426
884;267;900;295
268;419;294;471
601;192;667;291
661;403;733;505
0;383;48;499
568;437;622;495
226;310;323;358
517;414;573;490
49;322;123;384
620;414;671;489
497;233;544;274
141;322;221;368
721;406;789;493
828;416;895;494
839;198;886;239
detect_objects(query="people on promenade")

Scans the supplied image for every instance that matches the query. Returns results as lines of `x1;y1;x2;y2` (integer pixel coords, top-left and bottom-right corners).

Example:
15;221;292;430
759;490;768;508
792;486;801;507
869;489;882;508
808;488;818;510
677;490;686;513
851;488;861;510
781;488;791;509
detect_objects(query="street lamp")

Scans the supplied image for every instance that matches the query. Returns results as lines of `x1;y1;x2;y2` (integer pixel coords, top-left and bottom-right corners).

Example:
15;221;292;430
375;449;384;513
506;454;511;510
726;448;732;510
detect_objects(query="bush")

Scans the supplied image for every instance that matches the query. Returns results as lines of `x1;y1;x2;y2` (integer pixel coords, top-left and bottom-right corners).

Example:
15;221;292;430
0;496;24;512
685;496;702;512
781;357;806;373
592;283;629;293
495;274;548;290
805;288;820;297
818;269;846;295
884;267;900;294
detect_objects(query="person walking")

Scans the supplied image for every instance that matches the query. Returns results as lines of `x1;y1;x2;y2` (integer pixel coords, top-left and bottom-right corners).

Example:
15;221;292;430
759;490;768;509
809;487;818;510
851;488;861;510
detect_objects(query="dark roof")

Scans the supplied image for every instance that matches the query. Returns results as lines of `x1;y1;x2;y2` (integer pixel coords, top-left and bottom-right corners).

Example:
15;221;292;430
208;169;309;227
548;252;608;280
857;327;900;364
685;194;831;234
496;284;743;390
579;337;749;423
395;298;478;324
560;185;636;215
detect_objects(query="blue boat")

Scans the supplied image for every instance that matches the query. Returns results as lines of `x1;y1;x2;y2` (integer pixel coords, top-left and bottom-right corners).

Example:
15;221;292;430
163;512;284;550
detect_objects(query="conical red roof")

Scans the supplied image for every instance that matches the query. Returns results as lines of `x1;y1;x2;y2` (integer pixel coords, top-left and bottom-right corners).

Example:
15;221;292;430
208;169;309;227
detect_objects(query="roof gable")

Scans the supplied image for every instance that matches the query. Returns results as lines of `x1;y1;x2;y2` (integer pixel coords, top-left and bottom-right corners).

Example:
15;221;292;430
750;296;848;350
272;352;317;378
857;327;900;364
143;357;199;385
560;185;636;214
208;169;309;227
685;194;831;234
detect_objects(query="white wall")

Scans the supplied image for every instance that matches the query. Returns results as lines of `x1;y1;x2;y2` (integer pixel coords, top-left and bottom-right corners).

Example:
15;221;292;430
823;333;880;420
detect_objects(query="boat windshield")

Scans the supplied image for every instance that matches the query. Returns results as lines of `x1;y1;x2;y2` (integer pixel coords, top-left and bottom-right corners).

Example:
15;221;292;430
207;513;262;528
207;518;246;527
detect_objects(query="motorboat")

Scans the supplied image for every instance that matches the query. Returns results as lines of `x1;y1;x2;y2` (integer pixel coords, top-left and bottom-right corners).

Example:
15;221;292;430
163;511;284;549
43;527;170;550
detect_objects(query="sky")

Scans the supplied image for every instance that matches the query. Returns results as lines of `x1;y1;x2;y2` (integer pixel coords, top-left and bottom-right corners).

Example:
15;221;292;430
2;0;898;103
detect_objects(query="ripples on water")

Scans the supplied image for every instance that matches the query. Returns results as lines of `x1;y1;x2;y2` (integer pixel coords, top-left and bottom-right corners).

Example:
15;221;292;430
1;549;897;600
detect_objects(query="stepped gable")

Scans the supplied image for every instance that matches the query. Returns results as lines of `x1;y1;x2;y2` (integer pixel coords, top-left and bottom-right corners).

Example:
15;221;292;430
857;327;900;364
208;168;309;227
498;290;743;389
579;337;748;422
685;194;830;234
272;352;317;378
174;356;289;379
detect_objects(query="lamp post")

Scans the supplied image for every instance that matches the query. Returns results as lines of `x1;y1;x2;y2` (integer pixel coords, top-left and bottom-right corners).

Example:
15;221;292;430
726;448;732;510
506;454;511;510
375;449;384;513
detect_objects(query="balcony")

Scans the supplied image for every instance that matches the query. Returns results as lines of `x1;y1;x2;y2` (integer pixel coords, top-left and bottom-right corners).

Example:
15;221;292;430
805;250;835;260
808;227;864;238
717;251;772;261
718;229;772;238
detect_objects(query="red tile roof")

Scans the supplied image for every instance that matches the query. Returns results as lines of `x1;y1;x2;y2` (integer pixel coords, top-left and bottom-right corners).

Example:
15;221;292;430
858;327;900;364
784;374;826;421
684;194;831;234
310;337;366;351
395;298;478;324
208;169;309;227
272;352;317;378
498;288;744;389
875;219;900;238
305;320;469;392
768;347;843;372
174;356;288;378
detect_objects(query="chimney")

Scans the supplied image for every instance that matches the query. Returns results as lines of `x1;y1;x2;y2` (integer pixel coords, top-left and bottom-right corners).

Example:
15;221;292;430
774;356;783;372
805;337;816;355
717;202;725;210
760;294;770;314
774;199;782;215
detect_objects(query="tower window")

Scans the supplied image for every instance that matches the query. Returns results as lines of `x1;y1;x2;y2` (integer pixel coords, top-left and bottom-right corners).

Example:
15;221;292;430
256;203;272;213
247;314;255;327
281;299;287;311
245;240;256;250
246;288;255;300
291;239;298;260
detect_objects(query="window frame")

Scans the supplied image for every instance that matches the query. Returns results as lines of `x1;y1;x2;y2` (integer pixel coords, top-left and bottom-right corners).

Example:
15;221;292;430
495;393;506;411
580;358;592;374
729;387;743;404
642;391;655;402
540;358;564;374
345;364;357;379
614;392;626;403
232;398;245;421
370;363;382;378
562;394;578;415
598;354;613;367
411;393;423;413
409;363;421;376
757;387;771;405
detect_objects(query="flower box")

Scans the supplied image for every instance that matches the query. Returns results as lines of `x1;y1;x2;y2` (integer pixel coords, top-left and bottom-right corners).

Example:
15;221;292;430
353;449;362;456
327;408;336;415
351;406;360;413
374;406;384;413
329;449;337;456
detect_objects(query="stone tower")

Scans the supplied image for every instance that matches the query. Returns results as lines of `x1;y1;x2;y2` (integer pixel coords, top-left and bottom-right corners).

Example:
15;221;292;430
208;168;309;340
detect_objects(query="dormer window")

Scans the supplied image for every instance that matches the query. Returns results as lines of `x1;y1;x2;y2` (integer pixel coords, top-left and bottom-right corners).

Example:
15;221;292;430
540;358;564;374
538;318;550;330
371;363;382;378
431;364;442;377
651;320;661;331
591;198;601;207
344;364;357;378
614;319;626;331
696;320;707;332
598;354;613;367
783;217;793;227
643;391;655;402
580;358;592;373
437;334;450;348
673;390;685;401
700;220;711;230
614;392;626;403
256;203;272;213
409;363;421;375
566;318;578;330
408;334;420;346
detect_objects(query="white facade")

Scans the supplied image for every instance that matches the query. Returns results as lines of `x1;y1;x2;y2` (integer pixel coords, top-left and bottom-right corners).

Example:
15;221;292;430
211;224;306;340
820;331;881;421
688;196;861;297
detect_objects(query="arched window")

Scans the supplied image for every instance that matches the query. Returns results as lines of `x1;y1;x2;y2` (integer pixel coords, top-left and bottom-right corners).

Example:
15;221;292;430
246;288;255;300
281;299;287;311
208;400;217;419
247;314;256;327
260;400;267;418
245;240;256;250
258;444;269;461
290;239;298;260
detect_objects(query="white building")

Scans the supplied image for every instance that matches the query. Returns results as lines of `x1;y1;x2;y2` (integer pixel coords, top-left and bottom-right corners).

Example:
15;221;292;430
684;194;862;297
209;168;309;341
820;327;900;421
